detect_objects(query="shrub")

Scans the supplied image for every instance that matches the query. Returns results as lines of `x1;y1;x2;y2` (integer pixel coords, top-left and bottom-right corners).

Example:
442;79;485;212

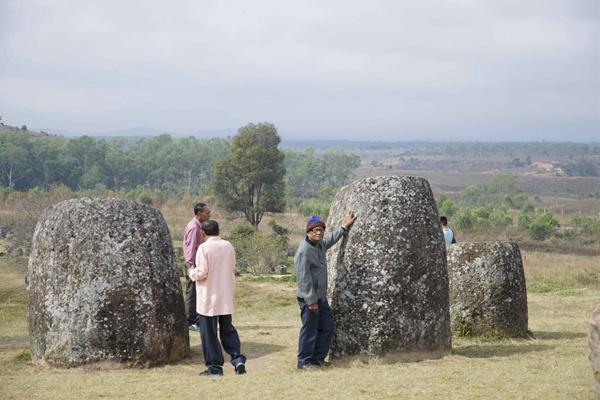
227;226;287;275
570;212;600;235
454;209;474;230
472;207;492;227
436;194;456;217
517;211;532;230
298;199;331;218
137;192;153;205
268;220;289;240
527;212;559;240
489;209;513;227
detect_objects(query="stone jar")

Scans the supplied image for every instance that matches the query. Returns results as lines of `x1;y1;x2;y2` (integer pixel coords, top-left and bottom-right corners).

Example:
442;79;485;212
447;241;528;338
27;198;189;367
327;176;451;361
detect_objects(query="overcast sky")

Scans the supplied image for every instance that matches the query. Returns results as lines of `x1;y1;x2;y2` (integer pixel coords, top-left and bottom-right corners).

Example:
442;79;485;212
0;0;598;141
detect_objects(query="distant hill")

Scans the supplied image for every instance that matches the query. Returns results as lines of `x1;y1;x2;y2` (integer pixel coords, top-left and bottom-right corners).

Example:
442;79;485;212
40;126;174;138
190;128;236;139
0;123;51;138
39;126;240;139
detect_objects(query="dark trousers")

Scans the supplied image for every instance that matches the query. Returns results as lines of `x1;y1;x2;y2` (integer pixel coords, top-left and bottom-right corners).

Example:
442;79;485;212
297;298;334;367
198;314;246;374
185;277;198;326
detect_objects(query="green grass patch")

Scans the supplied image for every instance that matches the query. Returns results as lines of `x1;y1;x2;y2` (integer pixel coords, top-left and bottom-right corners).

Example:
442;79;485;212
555;288;587;297
14;349;31;363
528;277;563;293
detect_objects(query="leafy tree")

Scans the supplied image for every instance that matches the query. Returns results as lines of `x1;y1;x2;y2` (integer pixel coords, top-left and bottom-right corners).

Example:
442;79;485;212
562;160;599;177
321;150;361;187
283;148;360;205
283;148;327;203
453;209;474;230
460;173;523;209
298;198;331;218
0;142;30;191
226;225;287;275
213;122;286;227
436;194;456;217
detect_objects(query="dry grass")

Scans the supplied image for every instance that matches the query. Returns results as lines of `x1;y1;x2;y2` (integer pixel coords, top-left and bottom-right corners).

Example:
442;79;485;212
524;251;600;295
1;253;599;399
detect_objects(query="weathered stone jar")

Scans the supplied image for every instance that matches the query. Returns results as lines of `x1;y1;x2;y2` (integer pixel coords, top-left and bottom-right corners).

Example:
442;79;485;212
27;198;189;367
327;176;451;361
447;241;528;338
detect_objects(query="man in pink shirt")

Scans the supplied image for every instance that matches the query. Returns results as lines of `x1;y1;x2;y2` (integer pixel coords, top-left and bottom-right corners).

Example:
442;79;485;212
183;202;211;331
189;220;246;377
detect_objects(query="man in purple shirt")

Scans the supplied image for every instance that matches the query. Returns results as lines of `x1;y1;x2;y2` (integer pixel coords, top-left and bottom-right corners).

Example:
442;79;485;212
183;202;211;331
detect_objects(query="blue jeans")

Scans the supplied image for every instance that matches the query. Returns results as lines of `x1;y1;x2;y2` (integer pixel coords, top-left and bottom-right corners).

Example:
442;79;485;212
297;298;334;367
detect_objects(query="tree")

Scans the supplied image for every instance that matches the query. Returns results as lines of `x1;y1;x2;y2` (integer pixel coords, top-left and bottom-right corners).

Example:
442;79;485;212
213;122;286;227
436;194;456;217
0;143;29;191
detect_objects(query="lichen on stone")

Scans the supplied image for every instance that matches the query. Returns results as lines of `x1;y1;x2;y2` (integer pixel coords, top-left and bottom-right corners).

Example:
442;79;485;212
327;176;451;361
447;241;528;338
27;198;189;367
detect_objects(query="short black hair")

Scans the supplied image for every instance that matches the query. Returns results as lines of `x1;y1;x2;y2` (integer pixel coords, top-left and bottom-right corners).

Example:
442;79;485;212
194;202;207;215
202;220;220;236
440;216;448;225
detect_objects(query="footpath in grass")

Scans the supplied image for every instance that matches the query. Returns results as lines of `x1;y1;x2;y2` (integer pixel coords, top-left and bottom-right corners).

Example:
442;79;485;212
0;256;598;399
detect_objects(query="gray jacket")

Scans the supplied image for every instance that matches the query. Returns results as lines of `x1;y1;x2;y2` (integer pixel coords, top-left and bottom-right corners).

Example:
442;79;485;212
295;227;347;305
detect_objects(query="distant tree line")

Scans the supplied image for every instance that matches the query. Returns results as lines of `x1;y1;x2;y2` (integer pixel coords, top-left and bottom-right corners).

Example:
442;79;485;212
0;130;230;193
0;126;360;213
560;160;599;177
285;141;600;158
440;142;600;158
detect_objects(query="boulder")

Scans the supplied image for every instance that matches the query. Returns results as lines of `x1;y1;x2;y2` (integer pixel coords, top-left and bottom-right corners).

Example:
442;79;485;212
447;241;528;337
588;305;600;398
327;176;451;361
27;198;189;367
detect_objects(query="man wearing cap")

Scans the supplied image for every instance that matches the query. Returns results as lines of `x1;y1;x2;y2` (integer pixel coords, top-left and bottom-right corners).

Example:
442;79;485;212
295;211;357;370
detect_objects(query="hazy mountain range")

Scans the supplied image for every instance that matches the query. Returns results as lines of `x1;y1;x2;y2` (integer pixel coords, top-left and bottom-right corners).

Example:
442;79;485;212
39;126;238;139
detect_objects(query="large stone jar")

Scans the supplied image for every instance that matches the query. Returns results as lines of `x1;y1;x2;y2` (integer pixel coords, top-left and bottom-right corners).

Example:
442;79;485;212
447;241;528;337
327;176;451;361
27;198;189;367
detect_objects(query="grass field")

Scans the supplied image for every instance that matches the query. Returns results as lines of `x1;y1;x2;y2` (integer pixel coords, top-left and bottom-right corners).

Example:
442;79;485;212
1;251;598;399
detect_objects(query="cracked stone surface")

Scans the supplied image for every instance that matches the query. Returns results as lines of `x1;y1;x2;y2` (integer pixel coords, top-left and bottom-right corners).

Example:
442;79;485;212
327;176;451;361
447;241;528;338
27;198;189;367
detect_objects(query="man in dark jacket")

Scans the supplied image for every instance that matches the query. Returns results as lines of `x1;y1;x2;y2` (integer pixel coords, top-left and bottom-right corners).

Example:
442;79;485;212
295;211;357;370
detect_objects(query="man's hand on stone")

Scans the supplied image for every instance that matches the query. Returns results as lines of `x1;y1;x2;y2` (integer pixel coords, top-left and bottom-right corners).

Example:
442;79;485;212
308;303;319;314
343;210;357;230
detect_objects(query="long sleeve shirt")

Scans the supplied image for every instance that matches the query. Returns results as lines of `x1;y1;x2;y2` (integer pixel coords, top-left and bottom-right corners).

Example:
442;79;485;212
183;218;204;270
189;236;236;316
295;227;347;305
